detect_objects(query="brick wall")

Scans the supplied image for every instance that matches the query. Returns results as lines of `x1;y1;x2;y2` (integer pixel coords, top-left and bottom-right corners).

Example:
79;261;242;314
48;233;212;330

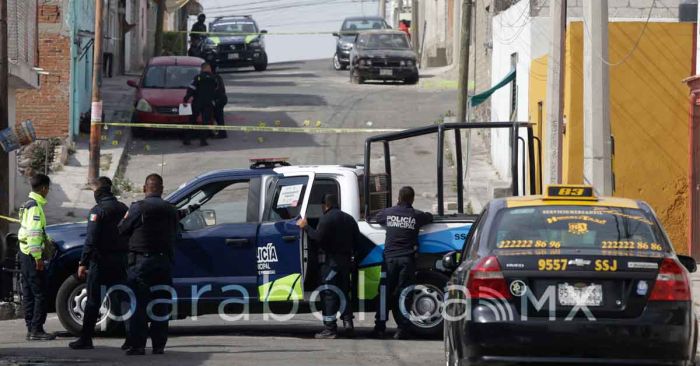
15;4;71;138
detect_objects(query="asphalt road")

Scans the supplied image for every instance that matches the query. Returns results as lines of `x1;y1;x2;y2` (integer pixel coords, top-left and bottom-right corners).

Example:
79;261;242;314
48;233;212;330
119;59;458;211
0;314;440;366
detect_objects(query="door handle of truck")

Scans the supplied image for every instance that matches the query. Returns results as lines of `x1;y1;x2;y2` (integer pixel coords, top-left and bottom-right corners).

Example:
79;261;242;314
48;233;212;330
282;235;297;242
226;238;249;247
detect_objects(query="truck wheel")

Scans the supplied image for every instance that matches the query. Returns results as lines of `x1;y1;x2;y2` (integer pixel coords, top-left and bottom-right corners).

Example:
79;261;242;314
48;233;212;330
351;69;364;84
405;75;419;85
254;53;268;71
397;271;448;339
56;275;118;336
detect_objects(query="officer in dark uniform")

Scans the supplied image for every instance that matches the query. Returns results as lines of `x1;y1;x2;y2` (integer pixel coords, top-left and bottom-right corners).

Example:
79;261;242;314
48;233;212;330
213;71;228;139
69;177;129;350
372;186;433;340
118;174;178;356
297;194;358;339
188;14;207;56
183;62;218;146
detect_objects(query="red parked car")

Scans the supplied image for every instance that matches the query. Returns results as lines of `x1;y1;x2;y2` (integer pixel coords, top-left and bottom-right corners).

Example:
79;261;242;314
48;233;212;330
127;56;204;136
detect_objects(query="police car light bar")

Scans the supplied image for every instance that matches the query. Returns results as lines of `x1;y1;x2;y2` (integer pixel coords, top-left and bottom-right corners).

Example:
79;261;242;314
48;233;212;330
543;185;598;201
249;158;291;169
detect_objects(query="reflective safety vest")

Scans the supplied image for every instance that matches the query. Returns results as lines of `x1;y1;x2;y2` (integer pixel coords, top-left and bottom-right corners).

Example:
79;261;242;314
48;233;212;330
17;191;49;260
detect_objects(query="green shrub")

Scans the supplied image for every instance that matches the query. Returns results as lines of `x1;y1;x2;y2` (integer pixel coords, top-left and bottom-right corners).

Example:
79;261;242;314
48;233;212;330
162;31;187;56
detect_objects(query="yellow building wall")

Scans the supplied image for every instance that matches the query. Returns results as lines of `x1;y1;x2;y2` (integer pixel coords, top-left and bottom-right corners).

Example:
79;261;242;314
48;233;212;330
528;22;693;253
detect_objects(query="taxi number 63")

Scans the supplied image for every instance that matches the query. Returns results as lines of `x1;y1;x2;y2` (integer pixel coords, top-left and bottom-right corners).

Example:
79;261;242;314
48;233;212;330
538;259;568;271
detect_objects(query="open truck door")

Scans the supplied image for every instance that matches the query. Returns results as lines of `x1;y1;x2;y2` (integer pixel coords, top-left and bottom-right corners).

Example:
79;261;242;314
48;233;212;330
257;173;315;302
363;121;540;217
357;121;540;337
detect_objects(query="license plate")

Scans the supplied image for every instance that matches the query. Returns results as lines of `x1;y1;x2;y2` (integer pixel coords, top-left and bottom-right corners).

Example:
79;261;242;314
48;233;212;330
558;283;603;306
228;53;240;60
380;69;393;76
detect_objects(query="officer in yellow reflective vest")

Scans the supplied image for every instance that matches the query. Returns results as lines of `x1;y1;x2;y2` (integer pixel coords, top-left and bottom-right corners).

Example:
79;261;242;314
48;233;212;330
17;173;56;341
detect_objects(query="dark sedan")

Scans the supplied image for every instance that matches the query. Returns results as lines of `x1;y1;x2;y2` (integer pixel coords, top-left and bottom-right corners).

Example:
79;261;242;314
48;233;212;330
443;185;698;366
349;30;418;84
333;16;390;70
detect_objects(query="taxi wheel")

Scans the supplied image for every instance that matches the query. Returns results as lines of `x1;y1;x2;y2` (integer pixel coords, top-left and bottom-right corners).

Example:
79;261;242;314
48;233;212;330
56;275;118;336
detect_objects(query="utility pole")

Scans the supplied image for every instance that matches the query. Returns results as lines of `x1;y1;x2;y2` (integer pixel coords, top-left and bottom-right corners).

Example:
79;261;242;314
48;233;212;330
154;0;165;56
583;0;613;195
396;0;403;28
88;0;104;183
379;0;386;19
456;0;473;123
544;0;566;184
0;0;8;236
411;0;419;51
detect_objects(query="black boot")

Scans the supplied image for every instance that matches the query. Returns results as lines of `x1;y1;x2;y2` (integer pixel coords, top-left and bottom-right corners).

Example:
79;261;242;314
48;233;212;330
125;347;146;356
314;328;338;339
343;319;355;338
152;348;165;355
29;330;56;341
120;341;131;351
199;138;209;147
69;337;94;350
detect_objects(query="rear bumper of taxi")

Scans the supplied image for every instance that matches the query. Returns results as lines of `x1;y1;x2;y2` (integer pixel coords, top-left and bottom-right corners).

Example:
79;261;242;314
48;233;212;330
450;301;696;365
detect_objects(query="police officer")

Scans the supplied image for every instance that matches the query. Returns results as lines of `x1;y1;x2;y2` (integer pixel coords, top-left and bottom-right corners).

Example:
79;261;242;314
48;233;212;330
188;14;207;56
69;177;129;350
18;173;56;341
297;194;358;339
119;174;178;356
183;62;218;146
372;186;433;340
213;71;228;139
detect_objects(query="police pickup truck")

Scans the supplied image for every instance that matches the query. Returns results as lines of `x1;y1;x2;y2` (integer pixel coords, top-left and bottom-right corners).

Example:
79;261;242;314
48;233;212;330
40;122;538;338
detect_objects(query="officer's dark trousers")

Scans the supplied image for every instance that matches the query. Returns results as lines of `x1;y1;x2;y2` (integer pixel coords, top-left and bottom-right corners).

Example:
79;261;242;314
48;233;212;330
19;252;47;333
320;256;353;330
183;104;212;144
214;100;227;138
126;253;172;350
81;253;128;339
374;255;416;331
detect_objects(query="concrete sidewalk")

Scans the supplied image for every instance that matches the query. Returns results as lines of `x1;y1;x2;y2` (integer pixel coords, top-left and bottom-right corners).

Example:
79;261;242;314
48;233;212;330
41;75;133;224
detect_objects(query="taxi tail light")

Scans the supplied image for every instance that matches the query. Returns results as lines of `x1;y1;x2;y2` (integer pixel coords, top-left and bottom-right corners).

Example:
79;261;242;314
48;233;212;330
467;256;512;300
649;258;691;301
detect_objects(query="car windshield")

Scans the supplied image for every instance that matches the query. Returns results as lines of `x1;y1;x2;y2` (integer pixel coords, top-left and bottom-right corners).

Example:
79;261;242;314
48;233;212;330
142;66;200;89
211;21;258;34
357;33;410;50
341;19;388;31
488;205;669;251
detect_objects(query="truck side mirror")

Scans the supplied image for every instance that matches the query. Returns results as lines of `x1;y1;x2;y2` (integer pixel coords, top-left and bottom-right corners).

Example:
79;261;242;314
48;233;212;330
202;209;216;226
127;79;138;88
441;251;459;271
678;255;697;273
332;32;339;37
260;29;268;34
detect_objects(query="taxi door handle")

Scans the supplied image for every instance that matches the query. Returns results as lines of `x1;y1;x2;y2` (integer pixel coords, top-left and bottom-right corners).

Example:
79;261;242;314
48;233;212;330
282;235;297;242
226;238;249;247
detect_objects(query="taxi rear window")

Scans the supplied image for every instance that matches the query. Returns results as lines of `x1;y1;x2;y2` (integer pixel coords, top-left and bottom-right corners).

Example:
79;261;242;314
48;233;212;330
488;206;669;251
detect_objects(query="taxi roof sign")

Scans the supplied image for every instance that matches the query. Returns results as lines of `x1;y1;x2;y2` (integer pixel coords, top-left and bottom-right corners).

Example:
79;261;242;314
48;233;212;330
544;185;597;201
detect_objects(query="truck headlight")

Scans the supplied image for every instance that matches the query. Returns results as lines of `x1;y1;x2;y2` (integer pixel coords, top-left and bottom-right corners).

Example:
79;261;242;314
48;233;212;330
135;98;152;113
366;60;373;66
400;60;406;66
250;41;260;48
341;43;353;50
407;60;414;67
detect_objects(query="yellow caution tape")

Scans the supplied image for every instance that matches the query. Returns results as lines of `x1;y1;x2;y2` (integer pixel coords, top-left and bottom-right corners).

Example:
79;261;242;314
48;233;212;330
157;30;355;37
98;122;402;134
0;214;20;223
